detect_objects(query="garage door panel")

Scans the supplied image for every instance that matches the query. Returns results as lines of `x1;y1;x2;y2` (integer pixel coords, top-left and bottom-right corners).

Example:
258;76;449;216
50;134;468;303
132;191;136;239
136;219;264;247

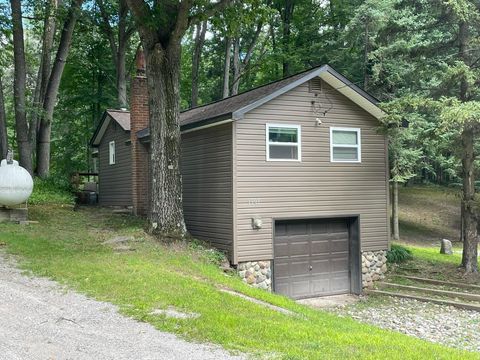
331;275;350;292
288;259;310;276
331;239;349;252
274;218;351;299
311;278;331;294
288;241;310;256
274;243;290;257
310;258;331;274
274;261;290;278
291;279;311;298
332;257;349;272
310;240;330;254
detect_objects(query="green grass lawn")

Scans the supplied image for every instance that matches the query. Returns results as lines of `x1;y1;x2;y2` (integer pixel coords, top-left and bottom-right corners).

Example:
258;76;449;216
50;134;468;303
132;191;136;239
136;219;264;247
1;203;478;360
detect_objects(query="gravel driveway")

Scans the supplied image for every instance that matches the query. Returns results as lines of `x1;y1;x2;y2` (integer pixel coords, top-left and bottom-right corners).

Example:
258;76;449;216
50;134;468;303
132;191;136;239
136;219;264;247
0;253;243;360
330;296;480;352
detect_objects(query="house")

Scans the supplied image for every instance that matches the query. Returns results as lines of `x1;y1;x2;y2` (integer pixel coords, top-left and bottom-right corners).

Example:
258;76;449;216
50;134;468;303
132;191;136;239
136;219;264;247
91;52;390;299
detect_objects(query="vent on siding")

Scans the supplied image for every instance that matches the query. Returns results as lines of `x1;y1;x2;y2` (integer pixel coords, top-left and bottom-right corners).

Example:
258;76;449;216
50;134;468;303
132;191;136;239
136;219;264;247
309;78;322;93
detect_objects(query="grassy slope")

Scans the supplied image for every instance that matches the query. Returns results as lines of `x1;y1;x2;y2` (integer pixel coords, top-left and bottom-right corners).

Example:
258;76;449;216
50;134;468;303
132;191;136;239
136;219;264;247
1;203;477;359
398;185;461;245
391;185;480;285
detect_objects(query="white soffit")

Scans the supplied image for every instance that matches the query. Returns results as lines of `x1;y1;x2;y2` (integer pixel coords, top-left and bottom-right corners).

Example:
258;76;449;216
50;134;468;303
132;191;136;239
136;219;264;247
318;72;386;120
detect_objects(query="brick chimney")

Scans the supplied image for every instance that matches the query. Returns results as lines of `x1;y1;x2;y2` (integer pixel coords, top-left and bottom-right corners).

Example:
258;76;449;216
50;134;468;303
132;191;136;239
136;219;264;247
130;47;149;216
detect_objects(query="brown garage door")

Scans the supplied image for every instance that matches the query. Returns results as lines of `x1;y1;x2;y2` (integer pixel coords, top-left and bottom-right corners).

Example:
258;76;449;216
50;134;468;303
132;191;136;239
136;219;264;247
274;218;351;299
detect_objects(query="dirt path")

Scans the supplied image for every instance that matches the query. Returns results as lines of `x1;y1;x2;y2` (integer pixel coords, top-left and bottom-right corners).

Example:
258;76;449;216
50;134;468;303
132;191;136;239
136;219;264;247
0;253;244;360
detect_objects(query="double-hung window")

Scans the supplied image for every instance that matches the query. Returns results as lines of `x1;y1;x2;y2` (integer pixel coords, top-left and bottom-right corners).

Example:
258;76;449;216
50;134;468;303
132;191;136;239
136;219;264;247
109;141;116;165
330;127;361;163
266;124;301;161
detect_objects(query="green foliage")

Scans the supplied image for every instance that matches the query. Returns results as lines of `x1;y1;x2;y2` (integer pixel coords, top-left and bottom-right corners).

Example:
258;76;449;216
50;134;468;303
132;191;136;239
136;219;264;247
188;238;227;266
29;177;75;205
387;244;413;264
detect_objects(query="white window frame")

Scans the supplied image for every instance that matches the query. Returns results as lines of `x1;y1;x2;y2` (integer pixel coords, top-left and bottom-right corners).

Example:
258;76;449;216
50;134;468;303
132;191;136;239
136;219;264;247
109;140;116;165
266;123;302;162
330;127;361;163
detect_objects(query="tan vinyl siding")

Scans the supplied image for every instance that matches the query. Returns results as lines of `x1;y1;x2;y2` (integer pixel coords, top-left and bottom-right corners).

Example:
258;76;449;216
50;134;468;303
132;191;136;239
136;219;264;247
234;80;389;262
98;120;132;207
181;123;234;258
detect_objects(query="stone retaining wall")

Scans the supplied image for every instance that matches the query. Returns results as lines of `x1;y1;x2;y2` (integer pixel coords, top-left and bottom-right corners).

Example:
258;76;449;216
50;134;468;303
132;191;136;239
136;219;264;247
237;261;272;291
362;250;388;288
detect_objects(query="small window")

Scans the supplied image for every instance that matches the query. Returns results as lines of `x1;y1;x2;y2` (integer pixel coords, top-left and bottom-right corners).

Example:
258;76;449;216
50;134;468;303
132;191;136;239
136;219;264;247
109;141;116;165
330;127;361;163
266;124;301;161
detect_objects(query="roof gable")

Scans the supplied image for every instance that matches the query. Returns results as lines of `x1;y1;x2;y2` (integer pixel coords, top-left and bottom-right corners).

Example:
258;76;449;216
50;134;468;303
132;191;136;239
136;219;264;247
91;110;130;146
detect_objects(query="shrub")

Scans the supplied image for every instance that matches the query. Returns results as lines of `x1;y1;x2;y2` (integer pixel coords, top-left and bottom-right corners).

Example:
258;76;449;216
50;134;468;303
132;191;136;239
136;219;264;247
386;244;413;264
29;177;75;205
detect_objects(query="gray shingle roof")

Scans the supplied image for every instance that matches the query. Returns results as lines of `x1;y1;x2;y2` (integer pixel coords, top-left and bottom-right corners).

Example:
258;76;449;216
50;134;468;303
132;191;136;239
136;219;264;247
106;109;130;131
94;64;382;142
180;66;323;127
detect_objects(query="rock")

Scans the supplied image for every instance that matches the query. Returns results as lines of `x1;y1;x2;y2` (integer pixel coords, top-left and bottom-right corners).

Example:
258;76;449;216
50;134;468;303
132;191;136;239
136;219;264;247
254;264;260;271
257;281;268;290
102;236;134;245
150;307;200;319
440;239;453;255
238;270;246;278
259;261;267;269
246;274;256;284
362;267;368;274
364;260;371;268
256;274;266;283
381;264;388;273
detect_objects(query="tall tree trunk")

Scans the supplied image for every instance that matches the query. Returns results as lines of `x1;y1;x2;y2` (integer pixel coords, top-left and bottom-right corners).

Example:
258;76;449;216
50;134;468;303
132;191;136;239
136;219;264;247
30;0;57;157
460;124;477;272
231;37;241;96
222;37;232;98
458;20;478;272
0;76;8;158
191;20;207;107
392;181;400;241
10;0;32;173
117;41;128;108
363;21;369;90
144;43;186;237
37;0;84;178
280;0;294;77
98;0;133;109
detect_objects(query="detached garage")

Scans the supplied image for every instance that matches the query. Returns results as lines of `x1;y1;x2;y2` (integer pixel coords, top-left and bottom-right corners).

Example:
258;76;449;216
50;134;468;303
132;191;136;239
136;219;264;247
273;217;361;299
95;56;390;299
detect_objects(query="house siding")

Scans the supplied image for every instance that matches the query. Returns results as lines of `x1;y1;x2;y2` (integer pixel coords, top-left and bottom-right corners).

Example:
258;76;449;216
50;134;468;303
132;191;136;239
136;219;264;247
98;120;132;207
181;123;234;258
234;80;389;262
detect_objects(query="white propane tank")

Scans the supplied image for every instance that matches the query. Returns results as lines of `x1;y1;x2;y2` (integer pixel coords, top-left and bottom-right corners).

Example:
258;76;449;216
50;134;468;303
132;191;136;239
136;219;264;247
0;156;34;206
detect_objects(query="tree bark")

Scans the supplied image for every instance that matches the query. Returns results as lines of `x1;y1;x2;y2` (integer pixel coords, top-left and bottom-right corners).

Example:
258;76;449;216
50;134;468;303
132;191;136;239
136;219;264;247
98;0;133;108
222;36;232;98
30;0;57;159
458;20;478;272
0;76;8;159
280;0;294;77
145;43;186;237
126;0;230;237
363;20;369;90
10;0;32;173
191;20;207;107
230;22;262;96
37;0;84;178
231;37;240;96
460;124;478;272
392;181;399;241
